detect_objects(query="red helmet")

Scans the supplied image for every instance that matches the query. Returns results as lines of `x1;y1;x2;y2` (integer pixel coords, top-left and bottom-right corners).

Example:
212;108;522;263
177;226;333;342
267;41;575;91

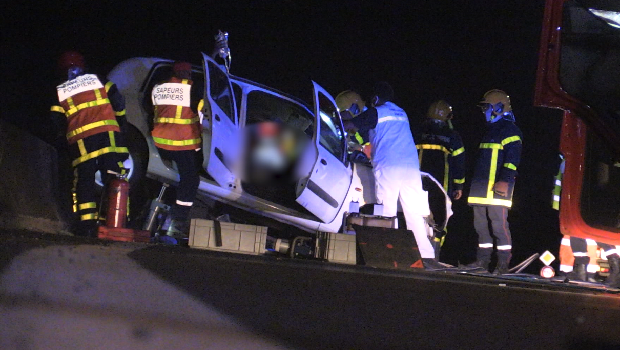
58;51;85;72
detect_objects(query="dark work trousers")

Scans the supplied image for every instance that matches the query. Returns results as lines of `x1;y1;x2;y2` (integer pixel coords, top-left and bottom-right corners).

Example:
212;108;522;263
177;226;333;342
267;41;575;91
473;205;512;263
71;132;127;234
571;237;616;265
157;148;201;222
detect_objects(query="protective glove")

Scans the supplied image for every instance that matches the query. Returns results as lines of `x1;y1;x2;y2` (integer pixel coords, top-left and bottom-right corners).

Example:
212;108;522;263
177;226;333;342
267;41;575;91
342;120;357;135
340;110;354;121
493;181;510;197
452;189;462;200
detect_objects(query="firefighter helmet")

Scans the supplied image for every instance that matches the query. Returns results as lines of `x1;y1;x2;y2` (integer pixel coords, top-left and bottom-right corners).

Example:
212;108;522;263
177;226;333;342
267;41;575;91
58;51;85;72
427;100;453;121
336;90;365;116
479;89;512;113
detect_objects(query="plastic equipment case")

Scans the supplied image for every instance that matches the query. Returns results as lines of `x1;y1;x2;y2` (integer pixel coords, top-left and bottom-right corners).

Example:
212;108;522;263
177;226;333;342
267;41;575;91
188;219;268;254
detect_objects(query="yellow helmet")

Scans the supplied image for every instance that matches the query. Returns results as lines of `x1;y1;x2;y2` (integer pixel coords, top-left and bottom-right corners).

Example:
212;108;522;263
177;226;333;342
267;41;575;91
426;100;453;121
336;90;365;116
479;89;512;113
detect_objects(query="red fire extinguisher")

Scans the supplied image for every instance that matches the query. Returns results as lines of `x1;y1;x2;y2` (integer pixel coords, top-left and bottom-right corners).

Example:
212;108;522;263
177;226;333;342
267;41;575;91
106;175;130;228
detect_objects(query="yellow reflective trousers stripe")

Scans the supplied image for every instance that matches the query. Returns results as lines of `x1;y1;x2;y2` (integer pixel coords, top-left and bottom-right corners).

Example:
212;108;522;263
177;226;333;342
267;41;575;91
72;146;129;167
78;202;97;210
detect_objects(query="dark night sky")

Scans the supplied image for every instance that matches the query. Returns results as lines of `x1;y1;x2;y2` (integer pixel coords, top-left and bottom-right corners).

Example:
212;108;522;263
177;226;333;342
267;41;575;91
1;0;564;266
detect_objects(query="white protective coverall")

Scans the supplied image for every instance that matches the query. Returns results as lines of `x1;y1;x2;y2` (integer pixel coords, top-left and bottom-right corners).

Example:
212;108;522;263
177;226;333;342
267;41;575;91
369;102;433;258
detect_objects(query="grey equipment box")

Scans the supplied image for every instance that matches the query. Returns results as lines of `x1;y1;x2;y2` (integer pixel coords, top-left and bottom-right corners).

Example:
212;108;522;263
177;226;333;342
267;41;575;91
189;219;268;255
321;232;357;265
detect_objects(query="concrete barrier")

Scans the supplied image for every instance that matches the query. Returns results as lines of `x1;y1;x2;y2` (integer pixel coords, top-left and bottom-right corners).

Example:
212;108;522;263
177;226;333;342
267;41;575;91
0;120;72;234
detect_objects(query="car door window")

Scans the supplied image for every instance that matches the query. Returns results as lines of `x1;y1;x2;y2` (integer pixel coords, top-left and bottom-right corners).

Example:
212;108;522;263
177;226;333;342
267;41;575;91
317;92;346;163
208;60;235;124
246;90;314;136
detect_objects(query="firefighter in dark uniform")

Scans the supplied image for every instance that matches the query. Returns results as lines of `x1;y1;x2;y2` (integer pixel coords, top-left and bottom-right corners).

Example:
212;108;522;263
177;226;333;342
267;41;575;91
151;62;203;244
50;51;129;237
567;237;620;286
553;156;620;286
335;90;371;163
465;90;523;274
416;100;465;257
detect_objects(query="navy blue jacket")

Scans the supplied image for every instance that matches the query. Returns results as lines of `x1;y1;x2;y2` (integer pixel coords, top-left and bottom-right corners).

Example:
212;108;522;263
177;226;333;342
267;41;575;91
468;119;523;208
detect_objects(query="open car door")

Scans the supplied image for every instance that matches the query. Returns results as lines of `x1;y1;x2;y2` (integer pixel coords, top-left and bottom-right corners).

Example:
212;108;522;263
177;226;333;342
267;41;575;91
201;53;240;190
296;82;352;223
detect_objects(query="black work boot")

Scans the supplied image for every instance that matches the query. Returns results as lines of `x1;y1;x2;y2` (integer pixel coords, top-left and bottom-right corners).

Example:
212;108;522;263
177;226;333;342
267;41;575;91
461;248;492;272
493;261;510;275
569;263;588;282
567;256;589;282
76;220;99;238
162;219;189;245
493;251;512;275
461;259;490;272
605;254;620;288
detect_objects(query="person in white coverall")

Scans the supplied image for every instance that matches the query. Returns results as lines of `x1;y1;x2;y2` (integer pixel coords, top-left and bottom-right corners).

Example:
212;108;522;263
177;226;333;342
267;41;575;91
342;82;443;269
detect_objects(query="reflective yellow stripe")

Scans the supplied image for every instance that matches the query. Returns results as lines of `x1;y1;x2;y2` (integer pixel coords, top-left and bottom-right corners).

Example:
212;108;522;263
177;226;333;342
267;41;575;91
51;105;65;113
66;119;119;139
115;109;126;117
65;98;111;117
454;178;465;184
155;117;200;125
67;97;76;110
355;132;364;145
78;202;97;210
468;197;513;207
416;144;450;154
479;143;502;149
109;131;116;147
153;137;201;147
443;153;449;190
72;146;129;167
501;135;521;146
94;88;102;100
175;105;183;119
452;147;464;156
81;213;98;221
77;139;87;155
117;161;127;175
198;99;204;112
503;163;517;170
105;81;114;92
488;148;499;193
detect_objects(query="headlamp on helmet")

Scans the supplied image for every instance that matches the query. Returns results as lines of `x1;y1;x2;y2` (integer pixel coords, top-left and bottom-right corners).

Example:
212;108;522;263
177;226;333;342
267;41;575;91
427;100;453;122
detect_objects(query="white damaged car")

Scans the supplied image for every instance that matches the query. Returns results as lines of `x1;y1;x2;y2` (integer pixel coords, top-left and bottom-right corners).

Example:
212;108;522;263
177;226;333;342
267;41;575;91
107;53;451;236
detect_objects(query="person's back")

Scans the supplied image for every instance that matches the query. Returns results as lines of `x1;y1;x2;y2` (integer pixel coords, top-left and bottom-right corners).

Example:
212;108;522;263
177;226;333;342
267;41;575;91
370;101;418;170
